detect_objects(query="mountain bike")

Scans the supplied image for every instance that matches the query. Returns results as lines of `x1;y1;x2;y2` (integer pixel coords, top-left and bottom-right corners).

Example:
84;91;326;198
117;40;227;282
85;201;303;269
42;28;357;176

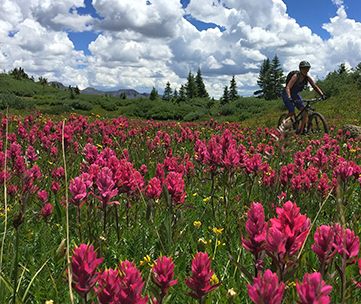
277;98;329;135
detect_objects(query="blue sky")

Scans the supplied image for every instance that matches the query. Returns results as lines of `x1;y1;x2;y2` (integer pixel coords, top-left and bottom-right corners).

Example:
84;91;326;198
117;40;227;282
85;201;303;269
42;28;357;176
1;0;361;98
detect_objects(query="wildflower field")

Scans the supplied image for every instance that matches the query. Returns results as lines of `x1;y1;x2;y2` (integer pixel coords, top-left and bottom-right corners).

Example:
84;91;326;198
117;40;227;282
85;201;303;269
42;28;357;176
1;111;361;304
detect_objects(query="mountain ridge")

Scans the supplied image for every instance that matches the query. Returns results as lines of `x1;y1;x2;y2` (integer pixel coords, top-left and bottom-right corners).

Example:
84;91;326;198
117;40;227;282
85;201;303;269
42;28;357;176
49;81;149;99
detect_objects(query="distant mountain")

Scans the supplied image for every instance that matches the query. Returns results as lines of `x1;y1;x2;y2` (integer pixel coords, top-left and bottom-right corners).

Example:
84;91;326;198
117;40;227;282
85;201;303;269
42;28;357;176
48;81;149;99
81;87;149;99
49;81;68;90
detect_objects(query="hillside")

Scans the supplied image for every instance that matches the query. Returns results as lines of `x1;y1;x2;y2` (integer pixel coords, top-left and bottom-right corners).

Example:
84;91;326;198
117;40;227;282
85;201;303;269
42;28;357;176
1;72;361;130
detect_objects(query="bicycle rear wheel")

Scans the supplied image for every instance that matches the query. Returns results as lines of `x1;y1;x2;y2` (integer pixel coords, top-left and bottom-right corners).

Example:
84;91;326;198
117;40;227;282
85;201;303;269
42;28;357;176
307;112;329;134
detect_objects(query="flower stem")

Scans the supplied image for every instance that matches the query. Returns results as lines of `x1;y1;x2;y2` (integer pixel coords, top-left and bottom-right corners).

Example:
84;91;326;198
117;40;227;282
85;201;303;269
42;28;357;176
12;227;20;303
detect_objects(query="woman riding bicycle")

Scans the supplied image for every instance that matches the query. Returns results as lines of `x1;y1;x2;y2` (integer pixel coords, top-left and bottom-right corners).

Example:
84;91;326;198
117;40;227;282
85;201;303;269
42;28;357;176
282;61;327;120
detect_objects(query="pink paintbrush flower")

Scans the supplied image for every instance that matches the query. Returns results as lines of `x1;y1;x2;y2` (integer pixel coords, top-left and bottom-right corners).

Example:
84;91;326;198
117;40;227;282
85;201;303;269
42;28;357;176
95;268;121;304
117;260;149;304
145;177;163;200
247;269;285;304
296;272;332;304
151;256;178;298
185;252;221;300
242;202;268;258
67;243;103;298
311;225;336;263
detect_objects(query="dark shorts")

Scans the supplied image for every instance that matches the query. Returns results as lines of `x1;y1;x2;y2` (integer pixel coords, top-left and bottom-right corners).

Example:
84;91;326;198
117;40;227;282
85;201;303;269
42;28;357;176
282;90;304;113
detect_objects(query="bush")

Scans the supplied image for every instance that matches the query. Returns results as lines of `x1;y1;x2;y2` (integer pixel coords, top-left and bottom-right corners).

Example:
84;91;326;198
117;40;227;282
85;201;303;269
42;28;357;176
239;112;252;121
316;70;352;97
219;103;237;116
147;103;176;120
44;104;72;115
70;100;93;111
183;110;206;122
100;101;118;111
0;93;36;110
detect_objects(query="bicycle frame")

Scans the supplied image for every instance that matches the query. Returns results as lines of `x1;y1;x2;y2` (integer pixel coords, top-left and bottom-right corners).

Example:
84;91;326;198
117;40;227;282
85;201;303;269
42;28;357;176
291;98;321;133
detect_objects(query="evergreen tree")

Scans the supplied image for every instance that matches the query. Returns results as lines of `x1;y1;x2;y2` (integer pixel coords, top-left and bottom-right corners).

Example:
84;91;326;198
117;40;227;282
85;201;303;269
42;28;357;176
229;74;238;101
149;86;158;101
74;85;80;95
221;86;229;105
163;81;172;101
69;85;75;99
185;71;198;99
179;85;186;102
9;67;29;80
172;89;179;103
195;68;209;98
269;54;284;100
38;76;48;88
254;58;271;99
337;63;348;74
254;55;284;100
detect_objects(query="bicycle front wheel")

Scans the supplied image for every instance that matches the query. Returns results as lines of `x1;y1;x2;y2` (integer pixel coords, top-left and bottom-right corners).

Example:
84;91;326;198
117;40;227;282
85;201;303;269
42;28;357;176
277;113;296;131
277;113;287;128
307;112;329;134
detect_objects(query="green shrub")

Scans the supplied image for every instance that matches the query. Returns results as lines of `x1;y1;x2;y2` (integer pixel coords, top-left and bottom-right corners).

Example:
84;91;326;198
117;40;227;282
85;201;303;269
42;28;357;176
183;110;206;122
70;100;93;111
147;103;176;120
0;93;36;110
239;112;252;121
100;101;118;111
44;104;72;115
219;103;237;116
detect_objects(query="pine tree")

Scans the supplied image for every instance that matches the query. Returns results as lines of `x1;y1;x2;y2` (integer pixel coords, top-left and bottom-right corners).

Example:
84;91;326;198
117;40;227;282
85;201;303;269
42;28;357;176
74;85;80;95
229;74;238;101
195;68;209;98
149;86;158;101
163;81;172;101
179;85;186;102
254;55;284;100
221;86;229;105
254;58;271;99
172;89;179;103
337;63;348;74
269;54;284;100
69;85;75;99
185;71;198;99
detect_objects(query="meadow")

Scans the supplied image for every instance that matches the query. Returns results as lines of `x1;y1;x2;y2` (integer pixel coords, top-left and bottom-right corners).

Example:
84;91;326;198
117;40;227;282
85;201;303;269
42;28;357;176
1;102;361;303
2;68;361;303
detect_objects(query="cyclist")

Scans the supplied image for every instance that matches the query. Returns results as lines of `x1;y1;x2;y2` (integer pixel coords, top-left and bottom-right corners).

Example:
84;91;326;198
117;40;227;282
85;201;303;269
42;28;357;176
282;61;327;120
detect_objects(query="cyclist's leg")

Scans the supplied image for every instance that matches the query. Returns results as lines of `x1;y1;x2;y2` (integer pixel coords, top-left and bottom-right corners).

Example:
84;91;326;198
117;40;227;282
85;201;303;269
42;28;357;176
295;93;305;110
282;90;295;119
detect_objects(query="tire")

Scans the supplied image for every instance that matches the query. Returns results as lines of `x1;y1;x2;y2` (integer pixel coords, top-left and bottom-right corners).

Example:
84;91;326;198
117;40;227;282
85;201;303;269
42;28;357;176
277;113;287;128
307;112;329;135
277;113;296;130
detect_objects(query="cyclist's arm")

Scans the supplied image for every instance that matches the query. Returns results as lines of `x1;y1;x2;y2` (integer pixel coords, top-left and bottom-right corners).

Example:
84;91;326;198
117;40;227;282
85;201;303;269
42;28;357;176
285;74;298;99
307;76;324;96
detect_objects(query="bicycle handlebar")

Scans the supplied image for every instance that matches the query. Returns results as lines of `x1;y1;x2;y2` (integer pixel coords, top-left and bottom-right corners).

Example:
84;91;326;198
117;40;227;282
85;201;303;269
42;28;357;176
302;98;323;102
292;97;322;103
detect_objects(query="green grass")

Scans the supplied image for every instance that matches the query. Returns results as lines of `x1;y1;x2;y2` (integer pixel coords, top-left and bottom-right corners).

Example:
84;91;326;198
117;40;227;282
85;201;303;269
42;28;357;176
1;72;361;130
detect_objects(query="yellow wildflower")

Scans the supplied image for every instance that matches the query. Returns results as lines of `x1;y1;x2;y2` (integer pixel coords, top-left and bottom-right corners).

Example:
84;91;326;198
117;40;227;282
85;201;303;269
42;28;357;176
213;227;224;235
139;255;151;267
210;274;219;284
193;221;201;227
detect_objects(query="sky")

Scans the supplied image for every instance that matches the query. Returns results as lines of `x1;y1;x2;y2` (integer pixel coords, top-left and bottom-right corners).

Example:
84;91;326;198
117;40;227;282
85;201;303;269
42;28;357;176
1;0;361;99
